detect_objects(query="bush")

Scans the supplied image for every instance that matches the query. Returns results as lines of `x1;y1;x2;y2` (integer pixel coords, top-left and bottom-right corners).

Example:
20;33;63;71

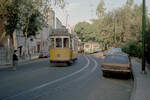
122;42;142;58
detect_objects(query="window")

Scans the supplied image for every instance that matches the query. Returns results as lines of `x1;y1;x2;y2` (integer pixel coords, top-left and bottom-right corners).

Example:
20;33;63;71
105;55;128;64
63;38;69;48
50;38;54;48
56;38;62;48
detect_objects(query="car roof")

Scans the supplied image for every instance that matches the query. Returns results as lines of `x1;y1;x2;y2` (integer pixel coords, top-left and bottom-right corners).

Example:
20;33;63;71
107;53;128;57
104;54;129;64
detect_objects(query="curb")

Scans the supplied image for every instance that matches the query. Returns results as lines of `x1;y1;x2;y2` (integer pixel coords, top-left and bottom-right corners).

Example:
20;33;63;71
130;61;137;100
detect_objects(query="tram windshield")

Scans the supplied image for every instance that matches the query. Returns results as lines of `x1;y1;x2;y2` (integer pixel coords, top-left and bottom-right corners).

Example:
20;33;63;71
50;37;71;48
56;38;62;48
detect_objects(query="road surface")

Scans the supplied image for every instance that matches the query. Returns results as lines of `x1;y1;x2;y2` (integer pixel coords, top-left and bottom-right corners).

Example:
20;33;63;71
0;54;133;100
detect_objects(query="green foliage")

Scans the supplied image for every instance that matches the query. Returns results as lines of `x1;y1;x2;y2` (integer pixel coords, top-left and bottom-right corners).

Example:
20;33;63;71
74;22;91;42
122;42;142;58
74;22;99;42
26;10;44;37
3;0;20;37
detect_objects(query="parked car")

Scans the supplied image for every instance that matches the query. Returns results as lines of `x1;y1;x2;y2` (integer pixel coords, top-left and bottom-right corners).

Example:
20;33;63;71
101;53;131;77
103;48;123;57
108;48;122;54
39;51;49;58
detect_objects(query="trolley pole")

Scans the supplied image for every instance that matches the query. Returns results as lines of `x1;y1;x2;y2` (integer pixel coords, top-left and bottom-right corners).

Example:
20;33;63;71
142;0;146;72
66;14;69;28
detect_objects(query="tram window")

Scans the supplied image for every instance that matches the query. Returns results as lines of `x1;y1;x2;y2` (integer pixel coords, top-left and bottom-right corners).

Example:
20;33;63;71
85;45;90;48
63;38;69;48
50;38;54;48
56;38;62;48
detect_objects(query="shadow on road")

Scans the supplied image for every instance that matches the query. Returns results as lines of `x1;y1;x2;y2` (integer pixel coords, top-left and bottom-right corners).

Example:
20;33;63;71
103;73;133;80
0;67;14;72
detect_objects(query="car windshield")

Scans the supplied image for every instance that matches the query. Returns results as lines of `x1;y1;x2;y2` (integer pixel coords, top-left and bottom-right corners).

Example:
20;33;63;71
108;48;122;54
104;55;128;64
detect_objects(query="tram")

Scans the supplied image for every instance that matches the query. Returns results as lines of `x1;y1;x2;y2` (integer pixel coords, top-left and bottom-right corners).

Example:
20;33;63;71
84;42;100;54
49;29;78;64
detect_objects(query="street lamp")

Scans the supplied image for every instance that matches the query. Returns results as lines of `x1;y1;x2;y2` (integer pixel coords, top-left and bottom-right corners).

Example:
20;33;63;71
142;0;146;73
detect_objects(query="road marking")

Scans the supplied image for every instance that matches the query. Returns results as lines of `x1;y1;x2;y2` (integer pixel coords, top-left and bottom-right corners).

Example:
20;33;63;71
89;56;98;73
3;56;90;100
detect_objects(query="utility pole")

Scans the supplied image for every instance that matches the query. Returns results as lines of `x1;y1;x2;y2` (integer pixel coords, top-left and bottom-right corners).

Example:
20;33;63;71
113;14;117;47
142;0;146;72
114;17;116;47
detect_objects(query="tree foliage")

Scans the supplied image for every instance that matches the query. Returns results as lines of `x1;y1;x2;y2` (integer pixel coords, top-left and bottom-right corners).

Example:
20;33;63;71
25;9;44;37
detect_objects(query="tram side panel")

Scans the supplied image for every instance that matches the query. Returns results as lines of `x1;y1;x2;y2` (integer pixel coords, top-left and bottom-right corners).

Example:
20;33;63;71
50;48;72;63
71;39;78;61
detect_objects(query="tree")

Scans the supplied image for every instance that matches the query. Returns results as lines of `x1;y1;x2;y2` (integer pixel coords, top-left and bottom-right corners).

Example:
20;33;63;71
26;9;44;37
2;0;21;48
74;22;91;42
96;0;106;18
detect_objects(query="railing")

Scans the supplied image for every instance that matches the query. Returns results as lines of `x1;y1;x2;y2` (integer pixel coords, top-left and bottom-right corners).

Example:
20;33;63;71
0;47;13;66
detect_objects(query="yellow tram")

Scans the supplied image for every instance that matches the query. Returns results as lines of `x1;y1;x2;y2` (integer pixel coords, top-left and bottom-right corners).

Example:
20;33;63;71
49;29;78;64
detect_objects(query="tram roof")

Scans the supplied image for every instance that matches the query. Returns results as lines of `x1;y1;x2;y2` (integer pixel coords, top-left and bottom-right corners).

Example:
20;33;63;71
50;29;78;39
50;29;71;36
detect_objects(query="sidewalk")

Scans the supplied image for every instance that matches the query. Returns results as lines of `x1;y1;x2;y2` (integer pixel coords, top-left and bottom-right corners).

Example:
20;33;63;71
18;54;39;65
0;55;39;69
130;58;150;100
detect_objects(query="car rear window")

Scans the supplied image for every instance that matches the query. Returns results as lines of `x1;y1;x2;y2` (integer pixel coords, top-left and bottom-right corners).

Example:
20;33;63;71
104;55;128;64
108;48;122;54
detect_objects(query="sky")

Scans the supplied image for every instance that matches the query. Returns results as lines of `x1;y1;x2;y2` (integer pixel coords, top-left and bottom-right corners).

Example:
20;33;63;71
52;0;150;27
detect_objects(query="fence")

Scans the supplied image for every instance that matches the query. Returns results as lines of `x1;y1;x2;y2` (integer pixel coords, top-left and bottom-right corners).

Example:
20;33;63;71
0;47;13;66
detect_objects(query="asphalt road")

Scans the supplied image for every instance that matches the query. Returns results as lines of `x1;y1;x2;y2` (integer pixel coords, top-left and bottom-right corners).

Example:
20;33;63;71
0;54;133;100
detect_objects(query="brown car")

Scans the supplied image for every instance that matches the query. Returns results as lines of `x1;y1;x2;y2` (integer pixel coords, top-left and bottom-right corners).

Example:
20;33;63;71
101;54;131;77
